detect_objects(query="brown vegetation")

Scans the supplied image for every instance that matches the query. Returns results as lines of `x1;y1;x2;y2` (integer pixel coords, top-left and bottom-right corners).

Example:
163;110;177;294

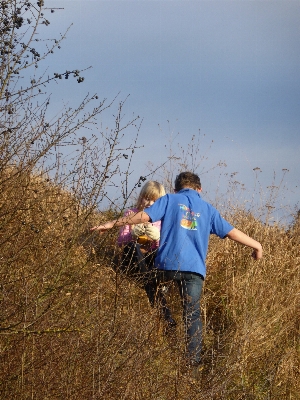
1;168;299;400
1;2;299;398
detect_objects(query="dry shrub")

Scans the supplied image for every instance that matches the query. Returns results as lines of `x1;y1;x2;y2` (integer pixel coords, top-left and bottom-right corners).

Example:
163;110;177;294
1;167;299;399
0;167;201;399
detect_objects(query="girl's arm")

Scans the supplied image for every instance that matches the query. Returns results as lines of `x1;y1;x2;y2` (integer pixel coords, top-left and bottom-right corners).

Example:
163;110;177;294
226;228;263;260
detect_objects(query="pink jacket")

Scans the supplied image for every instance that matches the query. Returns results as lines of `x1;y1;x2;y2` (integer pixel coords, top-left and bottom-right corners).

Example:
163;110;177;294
117;208;161;250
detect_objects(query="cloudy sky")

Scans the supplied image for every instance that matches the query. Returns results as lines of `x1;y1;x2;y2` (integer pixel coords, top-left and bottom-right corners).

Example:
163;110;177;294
45;0;299;222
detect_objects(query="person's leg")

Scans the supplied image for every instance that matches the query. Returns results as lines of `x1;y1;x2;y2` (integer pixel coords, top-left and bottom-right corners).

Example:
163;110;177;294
120;243;144;277
142;251;157;307
121;243;136;270
154;270;203;363
152;270;176;326
144;255;171;325
156;286;174;323
176;272;203;365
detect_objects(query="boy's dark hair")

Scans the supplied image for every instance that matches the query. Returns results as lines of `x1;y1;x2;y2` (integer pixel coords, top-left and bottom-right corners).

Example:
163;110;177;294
174;171;201;192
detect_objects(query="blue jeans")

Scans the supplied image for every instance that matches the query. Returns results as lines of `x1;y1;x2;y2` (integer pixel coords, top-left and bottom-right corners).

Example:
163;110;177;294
158;270;204;365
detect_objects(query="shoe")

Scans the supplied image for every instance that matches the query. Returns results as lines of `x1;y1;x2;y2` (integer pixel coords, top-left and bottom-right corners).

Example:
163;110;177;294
166;317;177;327
190;363;204;382
165;317;177;335
180;361;204;384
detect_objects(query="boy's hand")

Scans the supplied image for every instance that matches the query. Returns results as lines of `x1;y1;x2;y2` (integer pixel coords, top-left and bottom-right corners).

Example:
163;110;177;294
252;246;263;260
90;222;114;233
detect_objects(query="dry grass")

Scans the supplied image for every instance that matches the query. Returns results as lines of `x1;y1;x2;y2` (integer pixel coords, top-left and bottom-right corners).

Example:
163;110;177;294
1;168;299;399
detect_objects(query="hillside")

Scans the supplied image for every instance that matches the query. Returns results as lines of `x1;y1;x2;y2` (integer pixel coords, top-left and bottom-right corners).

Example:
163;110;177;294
1;167;299;399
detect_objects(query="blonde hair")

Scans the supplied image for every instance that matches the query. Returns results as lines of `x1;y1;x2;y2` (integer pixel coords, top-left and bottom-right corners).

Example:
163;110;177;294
136;181;165;210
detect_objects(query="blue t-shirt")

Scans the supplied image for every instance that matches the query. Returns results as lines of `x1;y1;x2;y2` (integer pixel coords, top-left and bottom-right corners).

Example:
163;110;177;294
145;188;233;278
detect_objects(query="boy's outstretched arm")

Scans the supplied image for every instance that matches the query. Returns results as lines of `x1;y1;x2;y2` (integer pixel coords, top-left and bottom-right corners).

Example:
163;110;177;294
90;211;150;233
226;228;263;260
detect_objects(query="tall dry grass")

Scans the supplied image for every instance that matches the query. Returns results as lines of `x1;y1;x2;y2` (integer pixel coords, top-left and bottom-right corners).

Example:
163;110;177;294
1;167;299;399
2;3;298;396
202;209;300;399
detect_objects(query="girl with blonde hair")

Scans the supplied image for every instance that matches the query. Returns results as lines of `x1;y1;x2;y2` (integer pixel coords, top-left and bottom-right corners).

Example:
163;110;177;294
117;181;174;327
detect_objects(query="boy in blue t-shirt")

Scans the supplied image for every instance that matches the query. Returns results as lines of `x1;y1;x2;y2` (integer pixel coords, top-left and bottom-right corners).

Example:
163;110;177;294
91;172;263;369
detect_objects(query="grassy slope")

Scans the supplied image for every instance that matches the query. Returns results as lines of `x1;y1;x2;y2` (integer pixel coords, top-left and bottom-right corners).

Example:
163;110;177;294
1;168;299;399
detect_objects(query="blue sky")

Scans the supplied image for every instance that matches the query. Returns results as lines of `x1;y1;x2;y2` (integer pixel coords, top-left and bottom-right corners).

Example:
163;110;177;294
44;0;299;222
